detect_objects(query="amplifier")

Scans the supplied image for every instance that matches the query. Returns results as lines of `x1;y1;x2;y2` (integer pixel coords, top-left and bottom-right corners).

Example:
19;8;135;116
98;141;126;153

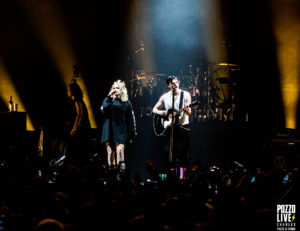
264;128;300;170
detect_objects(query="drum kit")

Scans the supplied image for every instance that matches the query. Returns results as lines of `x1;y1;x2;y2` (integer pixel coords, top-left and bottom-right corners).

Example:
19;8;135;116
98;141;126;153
129;63;240;121
129;71;166;118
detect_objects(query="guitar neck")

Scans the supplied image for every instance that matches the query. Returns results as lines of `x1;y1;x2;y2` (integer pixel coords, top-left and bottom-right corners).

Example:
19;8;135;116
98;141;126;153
177;103;195;113
177;107;185;113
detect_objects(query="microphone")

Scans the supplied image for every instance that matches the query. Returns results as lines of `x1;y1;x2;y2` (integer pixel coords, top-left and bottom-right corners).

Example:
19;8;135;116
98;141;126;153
108;90;117;97
172;85;177;90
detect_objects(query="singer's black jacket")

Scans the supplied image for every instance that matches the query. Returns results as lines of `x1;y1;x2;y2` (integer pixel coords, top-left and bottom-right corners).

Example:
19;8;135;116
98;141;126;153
100;97;136;144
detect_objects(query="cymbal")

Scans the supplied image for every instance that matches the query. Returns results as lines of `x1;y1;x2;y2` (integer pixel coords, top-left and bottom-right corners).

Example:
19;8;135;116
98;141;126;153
137;76;147;80
155;73;166;76
218;62;239;67
145;72;166;77
130;77;147;82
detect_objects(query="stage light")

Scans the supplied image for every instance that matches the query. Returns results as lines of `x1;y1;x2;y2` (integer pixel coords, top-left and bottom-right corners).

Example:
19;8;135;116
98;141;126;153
0;59;35;130
272;1;300;129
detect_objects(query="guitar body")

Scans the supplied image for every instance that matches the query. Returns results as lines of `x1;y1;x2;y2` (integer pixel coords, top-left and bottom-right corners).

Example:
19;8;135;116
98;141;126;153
162;115;173;129
153;114;167;136
153;101;199;136
163;109;179;127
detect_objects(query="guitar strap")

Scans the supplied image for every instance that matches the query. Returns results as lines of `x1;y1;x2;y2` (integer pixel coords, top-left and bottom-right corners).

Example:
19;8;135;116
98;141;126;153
179;90;184;110
178;90;189;129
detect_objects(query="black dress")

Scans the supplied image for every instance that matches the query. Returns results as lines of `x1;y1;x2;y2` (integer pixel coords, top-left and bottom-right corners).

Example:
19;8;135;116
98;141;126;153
101;97;136;144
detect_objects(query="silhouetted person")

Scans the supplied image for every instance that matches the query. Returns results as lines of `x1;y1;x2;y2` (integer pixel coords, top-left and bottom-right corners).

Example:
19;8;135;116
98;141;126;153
65;82;91;167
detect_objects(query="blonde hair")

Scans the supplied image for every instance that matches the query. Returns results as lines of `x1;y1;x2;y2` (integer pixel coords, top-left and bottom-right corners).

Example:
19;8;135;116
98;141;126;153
111;79;128;102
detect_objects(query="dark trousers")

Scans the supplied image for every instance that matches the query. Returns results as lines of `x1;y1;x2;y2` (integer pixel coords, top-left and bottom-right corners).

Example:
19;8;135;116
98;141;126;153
164;124;190;168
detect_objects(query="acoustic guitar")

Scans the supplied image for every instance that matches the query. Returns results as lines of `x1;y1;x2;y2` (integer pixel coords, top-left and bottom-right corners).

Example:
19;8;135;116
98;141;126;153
153;101;198;136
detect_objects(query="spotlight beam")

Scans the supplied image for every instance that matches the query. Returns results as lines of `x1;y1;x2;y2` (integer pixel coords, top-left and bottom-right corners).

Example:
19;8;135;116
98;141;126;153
272;1;300;128
18;0;97;128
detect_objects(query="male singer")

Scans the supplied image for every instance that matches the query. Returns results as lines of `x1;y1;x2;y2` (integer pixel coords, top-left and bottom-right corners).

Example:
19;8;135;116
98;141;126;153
152;76;191;179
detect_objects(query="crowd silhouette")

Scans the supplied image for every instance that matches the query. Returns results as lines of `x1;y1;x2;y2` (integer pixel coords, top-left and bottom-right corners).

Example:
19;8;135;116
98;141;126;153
0;144;298;231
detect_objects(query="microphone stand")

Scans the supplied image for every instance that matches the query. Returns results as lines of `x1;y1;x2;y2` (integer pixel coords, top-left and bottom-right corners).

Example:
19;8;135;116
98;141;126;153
169;87;176;164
